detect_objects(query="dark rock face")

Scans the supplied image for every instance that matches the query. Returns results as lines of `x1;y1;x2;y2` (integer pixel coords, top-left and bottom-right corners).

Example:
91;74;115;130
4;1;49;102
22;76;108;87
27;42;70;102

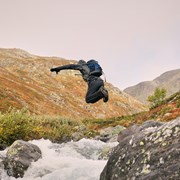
3;140;42;178
0;144;7;151
100;118;180;180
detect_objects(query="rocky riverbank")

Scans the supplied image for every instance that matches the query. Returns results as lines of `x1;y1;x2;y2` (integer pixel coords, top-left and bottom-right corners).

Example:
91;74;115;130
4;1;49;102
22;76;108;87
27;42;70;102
1;117;179;179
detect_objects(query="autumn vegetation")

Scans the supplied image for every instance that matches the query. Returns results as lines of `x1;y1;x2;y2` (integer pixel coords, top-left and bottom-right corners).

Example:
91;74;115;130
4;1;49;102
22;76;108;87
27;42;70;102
0;49;179;146
0;92;179;146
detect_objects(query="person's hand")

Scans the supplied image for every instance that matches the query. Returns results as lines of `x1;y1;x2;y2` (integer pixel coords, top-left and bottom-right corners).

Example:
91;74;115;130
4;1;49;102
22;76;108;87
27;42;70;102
50;68;60;74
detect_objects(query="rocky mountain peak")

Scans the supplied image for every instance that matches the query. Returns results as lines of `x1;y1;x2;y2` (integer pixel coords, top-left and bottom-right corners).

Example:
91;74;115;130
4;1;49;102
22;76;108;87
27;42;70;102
124;69;180;104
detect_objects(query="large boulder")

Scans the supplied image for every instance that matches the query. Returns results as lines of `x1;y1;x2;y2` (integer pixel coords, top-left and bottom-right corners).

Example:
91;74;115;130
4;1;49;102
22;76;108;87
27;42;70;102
100;118;180;180
3;140;42;178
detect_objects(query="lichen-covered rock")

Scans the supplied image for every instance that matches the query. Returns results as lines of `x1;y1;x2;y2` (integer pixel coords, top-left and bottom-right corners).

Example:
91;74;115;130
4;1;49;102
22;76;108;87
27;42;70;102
100;118;180;180
3;140;42;178
117;120;164;143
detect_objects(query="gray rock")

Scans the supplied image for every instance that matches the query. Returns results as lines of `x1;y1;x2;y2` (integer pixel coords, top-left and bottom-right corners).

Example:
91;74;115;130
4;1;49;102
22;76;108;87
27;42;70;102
72;125;88;141
117;120;164;143
100;118;180;180
0;154;5;176
3;140;42;178
72;132;84;141
138;120;164;131
0;144;7;151
95;125;125;142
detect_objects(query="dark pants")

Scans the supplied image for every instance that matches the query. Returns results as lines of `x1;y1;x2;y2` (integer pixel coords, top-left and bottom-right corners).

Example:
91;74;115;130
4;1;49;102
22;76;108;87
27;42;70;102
86;77;104;103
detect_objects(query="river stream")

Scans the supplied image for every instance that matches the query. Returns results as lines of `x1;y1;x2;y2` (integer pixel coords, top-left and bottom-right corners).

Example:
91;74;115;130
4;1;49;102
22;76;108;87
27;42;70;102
0;138;118;180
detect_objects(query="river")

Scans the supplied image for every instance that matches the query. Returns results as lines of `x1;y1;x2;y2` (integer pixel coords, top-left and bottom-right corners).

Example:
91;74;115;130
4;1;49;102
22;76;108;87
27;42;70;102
0;138;118;180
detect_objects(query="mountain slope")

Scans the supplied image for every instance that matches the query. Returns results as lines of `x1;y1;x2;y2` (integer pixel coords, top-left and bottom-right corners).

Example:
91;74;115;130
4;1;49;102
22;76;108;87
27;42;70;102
0;48;147;119
124;69;180;104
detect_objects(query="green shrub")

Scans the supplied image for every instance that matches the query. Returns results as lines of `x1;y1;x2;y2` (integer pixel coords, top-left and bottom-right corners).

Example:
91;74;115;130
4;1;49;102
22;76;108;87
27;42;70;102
0;108;33;145
147;88;167;109
0;108;81;146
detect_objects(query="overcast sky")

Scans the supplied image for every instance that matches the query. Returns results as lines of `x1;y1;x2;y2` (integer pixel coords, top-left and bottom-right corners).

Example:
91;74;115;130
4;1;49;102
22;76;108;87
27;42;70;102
0;0;180;90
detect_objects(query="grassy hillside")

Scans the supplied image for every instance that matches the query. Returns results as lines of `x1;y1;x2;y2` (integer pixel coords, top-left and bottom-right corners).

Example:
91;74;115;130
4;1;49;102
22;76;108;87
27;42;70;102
0;48;147;119
86;92;180;130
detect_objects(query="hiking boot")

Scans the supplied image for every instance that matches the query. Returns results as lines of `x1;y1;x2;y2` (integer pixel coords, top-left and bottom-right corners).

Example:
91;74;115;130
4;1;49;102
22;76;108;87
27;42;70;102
100;86;109;102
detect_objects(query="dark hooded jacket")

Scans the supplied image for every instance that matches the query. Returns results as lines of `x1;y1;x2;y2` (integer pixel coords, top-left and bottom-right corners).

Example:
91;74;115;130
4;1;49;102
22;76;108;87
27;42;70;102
50;60;108;103
51;60;99;82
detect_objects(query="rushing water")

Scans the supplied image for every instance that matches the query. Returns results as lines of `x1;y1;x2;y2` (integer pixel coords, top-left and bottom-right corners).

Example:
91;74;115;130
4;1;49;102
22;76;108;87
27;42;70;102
0;139;118;180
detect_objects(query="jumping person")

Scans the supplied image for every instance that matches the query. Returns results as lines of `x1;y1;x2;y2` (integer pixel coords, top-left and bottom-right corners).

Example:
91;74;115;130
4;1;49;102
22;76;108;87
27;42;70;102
50;59;109;103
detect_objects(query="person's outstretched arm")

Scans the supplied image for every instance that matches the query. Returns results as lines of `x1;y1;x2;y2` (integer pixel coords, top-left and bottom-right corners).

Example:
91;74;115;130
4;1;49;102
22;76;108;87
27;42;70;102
50;64;81;74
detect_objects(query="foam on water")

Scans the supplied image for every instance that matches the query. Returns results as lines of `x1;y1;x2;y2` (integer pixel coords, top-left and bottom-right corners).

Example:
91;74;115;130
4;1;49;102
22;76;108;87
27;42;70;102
0;139;118;180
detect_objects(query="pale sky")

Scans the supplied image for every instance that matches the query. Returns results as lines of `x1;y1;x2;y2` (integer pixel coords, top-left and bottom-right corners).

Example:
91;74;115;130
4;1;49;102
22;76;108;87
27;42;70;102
0;0;180;90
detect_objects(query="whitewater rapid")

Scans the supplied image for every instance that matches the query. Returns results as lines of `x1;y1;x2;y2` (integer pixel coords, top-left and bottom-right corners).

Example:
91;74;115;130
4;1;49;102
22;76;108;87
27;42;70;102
0;138;118;180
